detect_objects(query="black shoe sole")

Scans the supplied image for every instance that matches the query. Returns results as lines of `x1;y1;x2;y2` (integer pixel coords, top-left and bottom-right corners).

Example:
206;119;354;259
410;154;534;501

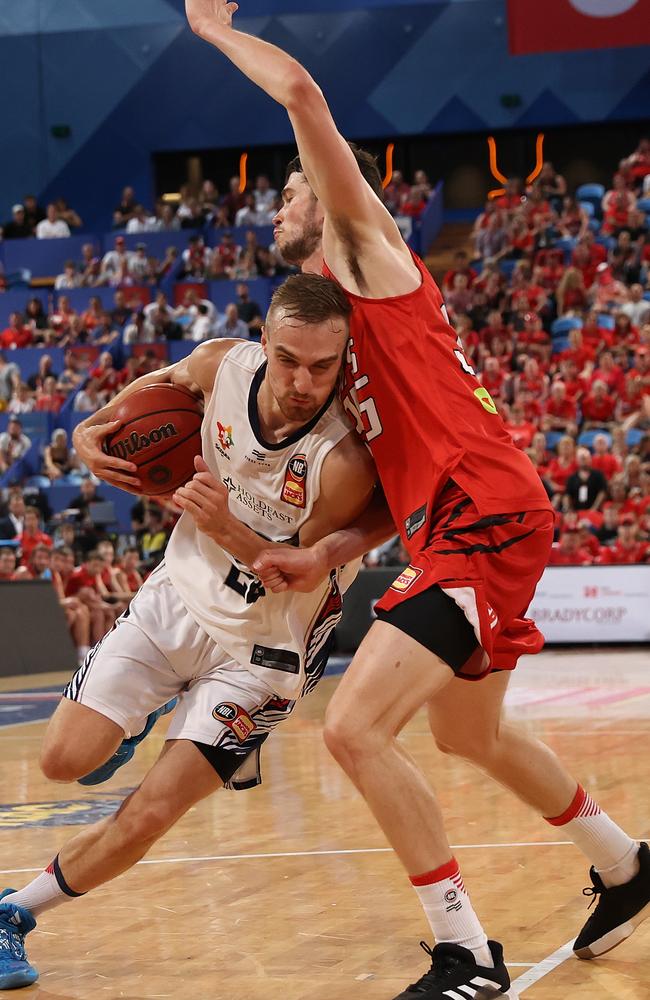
574;898;650;959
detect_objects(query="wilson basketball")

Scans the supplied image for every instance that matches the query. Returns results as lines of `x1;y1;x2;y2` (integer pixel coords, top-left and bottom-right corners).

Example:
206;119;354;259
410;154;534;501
104;383;203;495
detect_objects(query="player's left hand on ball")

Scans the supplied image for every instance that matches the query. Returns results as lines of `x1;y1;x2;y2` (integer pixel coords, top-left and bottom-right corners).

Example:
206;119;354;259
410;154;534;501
172;455;230;535
186;0;238;36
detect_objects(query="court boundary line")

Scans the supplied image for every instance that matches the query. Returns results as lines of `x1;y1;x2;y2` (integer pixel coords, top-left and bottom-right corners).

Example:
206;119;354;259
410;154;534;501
511;938;574;994
0;840;575;876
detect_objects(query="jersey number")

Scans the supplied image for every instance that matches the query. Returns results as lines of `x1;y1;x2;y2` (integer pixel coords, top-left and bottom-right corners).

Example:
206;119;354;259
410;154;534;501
224;564;266;605
345;338;384;442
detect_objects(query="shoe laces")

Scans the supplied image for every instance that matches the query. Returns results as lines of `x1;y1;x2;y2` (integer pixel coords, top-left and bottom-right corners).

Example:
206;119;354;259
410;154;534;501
405;942;465;992
582;883;603;910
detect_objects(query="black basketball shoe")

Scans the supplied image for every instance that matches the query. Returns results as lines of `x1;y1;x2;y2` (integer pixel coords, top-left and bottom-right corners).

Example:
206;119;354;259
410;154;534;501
574;841;650;959
392;940;515;999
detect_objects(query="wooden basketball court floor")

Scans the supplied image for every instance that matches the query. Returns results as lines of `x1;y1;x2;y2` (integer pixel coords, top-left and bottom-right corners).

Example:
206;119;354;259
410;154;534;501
0;647;648;999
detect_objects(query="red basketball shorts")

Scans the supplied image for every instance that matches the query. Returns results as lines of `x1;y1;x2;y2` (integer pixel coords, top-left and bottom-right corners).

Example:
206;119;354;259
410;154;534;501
374;481;554;681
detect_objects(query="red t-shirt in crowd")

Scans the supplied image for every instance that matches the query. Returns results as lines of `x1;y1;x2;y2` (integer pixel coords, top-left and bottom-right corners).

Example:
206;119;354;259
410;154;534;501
544;397;577;422
581;394;616;423
599;542;649;565
0;327;33;349
18;531;53;562
592;364;625;395
65;566;100;597
591;454;621;480
548;544;593;566
546;458;578;491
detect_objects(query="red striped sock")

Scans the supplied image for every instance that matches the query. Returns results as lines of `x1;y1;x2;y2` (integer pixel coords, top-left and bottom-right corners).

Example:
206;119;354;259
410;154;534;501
545;785;639;888
409;858;492;967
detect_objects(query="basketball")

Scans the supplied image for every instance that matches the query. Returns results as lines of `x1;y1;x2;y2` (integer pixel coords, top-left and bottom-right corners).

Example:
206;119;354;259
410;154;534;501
103;383;203;496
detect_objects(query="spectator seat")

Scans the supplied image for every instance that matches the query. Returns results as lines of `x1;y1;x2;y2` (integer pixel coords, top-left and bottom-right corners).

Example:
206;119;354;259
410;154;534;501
626;428;644;447
636;197;650;215
597;314;616;330
578;429;612;451
576;183;605;218
551;316;583;337
498;260;517;280
545;431;564;451
578;200;595;218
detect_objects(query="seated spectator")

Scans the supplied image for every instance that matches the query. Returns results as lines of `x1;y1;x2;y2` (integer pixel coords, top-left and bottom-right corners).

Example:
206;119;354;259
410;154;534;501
199;179;220;219
140;508;169;570
581;380;616;429
109;290;131;329
478;355;508;401
54;197;82;231
74;378;104;413
155;245;181;283
504;214;533;259
548;527;593;565
558;327;595;371
100;235;132;286
96;539;129;614
496;177;526;216
577;519;602;560
383;169;410;216
595;505;621;546
119;546;144;597
557;196;589;241
503;401;537;450
0;352;20;408
126;204;156;234
253;174;278;220
1;312;33;350
64;549;118;642
0;547;17;580
54;260;81;291
592;350;625;395
443;251;478;294
542;381;578;437
35;375;66;414
114;186;137;228
36;203;71;239
49;295;78;344
127;243;155;285
90;352;125;398
0;491;25;539
43;428;80;482
7;382;36;415
564;446;608;511
445;272;474;318
591;433;622;480
602;173;636;231
186;303;213;342
516;312;550;363
153;203;181;232
58;351;84;394
23;194;45;231
599;516;649;564
18;506;53;563
212;230;240;276
81;296;105;334
474;211;508;262
546;435;578;500
622;138;650;190
0;417;31;475
123;310;156;346
236;282;263;333
537;161;567;209
556;268;587;316
216;303;250;340
12;543;53;581
235;191;266;227
175;289;218;335
624;453;643;492
181;234;213;279
525;183;556;242
50;546;91;663
514;357;549;401
80;243;102;287
3;204;33;240
454;314;480;364
621;284;650;328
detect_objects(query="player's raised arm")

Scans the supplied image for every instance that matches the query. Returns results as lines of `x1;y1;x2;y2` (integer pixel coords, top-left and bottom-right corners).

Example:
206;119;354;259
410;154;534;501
185;0;398;239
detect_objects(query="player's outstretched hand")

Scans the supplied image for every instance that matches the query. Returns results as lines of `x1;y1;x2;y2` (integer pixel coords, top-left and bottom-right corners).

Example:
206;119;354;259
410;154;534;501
173;454;230;538
252;546;329;594
73;418;141;491
186;0;238;37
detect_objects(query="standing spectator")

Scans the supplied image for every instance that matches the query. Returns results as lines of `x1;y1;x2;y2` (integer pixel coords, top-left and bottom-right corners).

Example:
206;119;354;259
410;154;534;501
0;418;31;473
536;161;567;209
253;174;278;220
35;203;71;239
564;447;608;511
3;205;33;240
1;312;33;350
55;260;82;291
0;491;26;539
383;170;410;216
114;186;137;228
235;282;263;333
18;507;53;563
216;303;250;340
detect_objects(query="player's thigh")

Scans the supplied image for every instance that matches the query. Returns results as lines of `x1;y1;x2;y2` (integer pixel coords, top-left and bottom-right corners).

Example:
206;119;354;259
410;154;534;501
326;618;455;742
428;669;511;758
41;698;124;777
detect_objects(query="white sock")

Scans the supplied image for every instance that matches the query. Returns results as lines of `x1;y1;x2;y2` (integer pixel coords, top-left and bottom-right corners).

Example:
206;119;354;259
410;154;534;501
546;785;639;888
411;858;493;968
2;856;84;917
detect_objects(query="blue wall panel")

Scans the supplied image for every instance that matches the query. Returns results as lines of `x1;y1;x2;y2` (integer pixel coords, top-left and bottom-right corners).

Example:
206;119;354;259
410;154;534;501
0;0;648;225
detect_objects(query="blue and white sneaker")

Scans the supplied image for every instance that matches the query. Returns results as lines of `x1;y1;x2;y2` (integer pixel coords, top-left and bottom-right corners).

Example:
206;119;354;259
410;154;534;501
0;892;38;990
78;698;178;786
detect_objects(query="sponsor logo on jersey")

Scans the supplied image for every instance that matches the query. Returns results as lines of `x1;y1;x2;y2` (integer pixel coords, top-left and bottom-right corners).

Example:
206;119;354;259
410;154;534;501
222;476;294;523
281;453;307;508
216;421;234;459
106;423;177;460
212;702;256;742
391;565;424;593
474;387;498;415
405;504;427;540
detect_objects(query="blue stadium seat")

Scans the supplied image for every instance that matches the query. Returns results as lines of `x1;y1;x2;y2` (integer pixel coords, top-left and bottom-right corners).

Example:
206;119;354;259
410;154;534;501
551;316;582;336
0;290;48;329
554;237;575;262
498;259;516;280
626;428;644;447
597;313;615;330
551;336;570;354
576;183;605;218
3;236;94;279
588;218;601;233
578;200;595;218
4;268;32;289
578;429;611;451
637;197;650;215
545;431;564;451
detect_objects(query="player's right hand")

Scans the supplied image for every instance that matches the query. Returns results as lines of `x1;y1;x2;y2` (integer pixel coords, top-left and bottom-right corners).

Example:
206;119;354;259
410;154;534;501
73;419;142;491
252;546;329;594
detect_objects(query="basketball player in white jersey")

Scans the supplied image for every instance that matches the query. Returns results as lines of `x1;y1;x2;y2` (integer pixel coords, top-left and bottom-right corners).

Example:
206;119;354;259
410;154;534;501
0;274;376;990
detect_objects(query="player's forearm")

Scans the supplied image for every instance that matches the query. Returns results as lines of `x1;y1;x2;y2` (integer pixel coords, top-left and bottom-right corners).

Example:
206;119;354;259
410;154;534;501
190;17;310;111
311;490;396;570
208;513;289;569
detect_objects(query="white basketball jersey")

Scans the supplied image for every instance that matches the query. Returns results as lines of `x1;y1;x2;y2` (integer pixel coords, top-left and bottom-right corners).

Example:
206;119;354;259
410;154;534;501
166;342;361;698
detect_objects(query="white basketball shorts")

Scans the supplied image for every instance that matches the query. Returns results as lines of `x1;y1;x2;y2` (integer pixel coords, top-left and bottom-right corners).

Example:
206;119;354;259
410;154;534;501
63;563;297;789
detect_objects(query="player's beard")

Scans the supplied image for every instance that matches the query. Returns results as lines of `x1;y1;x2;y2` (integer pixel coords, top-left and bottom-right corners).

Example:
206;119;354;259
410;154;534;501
278;206;323;266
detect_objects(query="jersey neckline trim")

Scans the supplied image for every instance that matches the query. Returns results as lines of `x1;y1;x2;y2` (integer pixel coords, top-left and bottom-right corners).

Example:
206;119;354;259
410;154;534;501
248;361;336;452
323;249;424;304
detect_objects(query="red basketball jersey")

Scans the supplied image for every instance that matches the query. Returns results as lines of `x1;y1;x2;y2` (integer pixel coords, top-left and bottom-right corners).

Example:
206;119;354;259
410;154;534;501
324;252;551;555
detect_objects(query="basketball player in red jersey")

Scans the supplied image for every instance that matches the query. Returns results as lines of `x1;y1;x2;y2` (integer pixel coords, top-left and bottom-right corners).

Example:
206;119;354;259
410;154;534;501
187;4;650;996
